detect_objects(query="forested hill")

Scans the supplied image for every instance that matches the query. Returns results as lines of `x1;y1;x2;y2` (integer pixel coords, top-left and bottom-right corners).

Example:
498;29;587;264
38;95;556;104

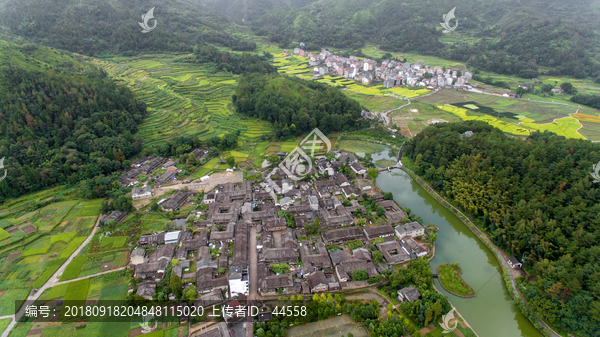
0;40;147;202
405;121;600;336
246;0;600;81
200;0;316;23
0;0;255;56
234;74;366;138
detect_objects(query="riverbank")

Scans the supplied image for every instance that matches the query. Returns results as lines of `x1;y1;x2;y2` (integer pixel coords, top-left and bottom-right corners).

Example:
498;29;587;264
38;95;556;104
400;165;558;337
370;158;479;337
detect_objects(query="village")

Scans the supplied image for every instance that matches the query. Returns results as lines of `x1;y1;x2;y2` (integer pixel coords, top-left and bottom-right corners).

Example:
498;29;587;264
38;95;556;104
284;47;473;89
101;149;434;332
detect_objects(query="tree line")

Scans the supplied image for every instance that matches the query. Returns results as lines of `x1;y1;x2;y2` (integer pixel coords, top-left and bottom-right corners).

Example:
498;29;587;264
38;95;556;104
190;45;276;75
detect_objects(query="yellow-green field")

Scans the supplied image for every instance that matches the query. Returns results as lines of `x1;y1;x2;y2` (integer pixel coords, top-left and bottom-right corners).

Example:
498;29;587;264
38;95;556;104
417;89;599;141
438;105;585;139
270;52;432;99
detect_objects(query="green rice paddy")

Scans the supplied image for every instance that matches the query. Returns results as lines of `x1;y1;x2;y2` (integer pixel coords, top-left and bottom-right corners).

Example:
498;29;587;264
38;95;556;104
335;138;389;154
0;191;104;321
418;89;597;140
90;55;273;153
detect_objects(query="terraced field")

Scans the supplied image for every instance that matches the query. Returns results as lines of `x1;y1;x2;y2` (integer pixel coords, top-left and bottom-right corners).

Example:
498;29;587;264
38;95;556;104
87;54;286;169
89;55;273;153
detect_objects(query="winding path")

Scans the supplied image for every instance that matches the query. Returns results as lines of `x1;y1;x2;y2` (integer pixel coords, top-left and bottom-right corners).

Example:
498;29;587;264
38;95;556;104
1;216;102;337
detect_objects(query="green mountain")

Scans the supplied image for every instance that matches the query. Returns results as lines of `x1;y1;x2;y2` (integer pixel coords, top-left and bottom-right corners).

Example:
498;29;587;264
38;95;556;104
200;0;316;22
0;39;147;201
445;7;599;79
0;0;254;56
243;0;600;80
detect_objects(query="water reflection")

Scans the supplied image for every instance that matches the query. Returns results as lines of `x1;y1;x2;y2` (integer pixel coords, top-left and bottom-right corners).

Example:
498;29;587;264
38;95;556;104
370;150;541;337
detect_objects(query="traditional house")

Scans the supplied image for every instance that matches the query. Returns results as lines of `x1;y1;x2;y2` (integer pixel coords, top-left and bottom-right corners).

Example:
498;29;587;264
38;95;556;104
307;271;328;293
402;237;428;257
192;149;209;161
120;169;139;187
136;282;156;300
259;248;299;264
161;191;191;211
398;286;421;302
376;241;411;264
377;200;409;223
508;256;523;268
132;186;154;200
352;248;372;262
363;224;395;241
334;173;350;186
101;211;127;225
395;221;425;239
135;259;169;280
299;240;332;271
335;259;378;283
138;232;166;246
263;217;287;232
342;186;358;199
318;207;354;229
321;226;364;245
139;157;164;174
157;171;177;184
259;274;294;296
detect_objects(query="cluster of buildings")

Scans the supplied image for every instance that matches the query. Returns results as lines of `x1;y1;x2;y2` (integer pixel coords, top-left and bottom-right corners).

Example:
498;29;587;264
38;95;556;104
129;151;429;304
284;48;472;89
119;149;208;188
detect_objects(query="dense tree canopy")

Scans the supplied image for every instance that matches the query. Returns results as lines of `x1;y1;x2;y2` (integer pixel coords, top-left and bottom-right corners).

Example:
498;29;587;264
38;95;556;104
406;121;600;335
191;45;276;74
0;47;147;202
234;73;366;138
0;0;253;55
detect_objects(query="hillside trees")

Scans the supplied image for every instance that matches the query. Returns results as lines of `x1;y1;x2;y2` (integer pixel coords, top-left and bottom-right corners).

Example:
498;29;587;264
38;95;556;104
234;73;366;137
405;121;600;335
0;63;147;202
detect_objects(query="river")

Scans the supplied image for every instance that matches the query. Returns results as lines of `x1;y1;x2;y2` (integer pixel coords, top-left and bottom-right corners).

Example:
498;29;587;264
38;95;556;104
372;150;541;337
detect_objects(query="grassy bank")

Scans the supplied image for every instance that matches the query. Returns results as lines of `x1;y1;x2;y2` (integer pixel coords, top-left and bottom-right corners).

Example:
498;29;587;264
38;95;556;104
437;263;476;298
